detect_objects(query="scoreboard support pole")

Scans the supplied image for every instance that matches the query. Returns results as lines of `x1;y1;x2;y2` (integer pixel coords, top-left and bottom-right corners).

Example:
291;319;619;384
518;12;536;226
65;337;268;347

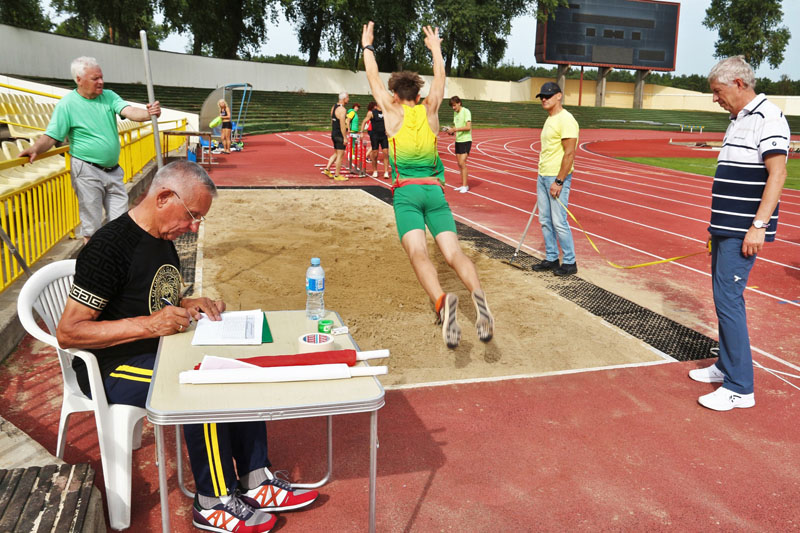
634;69;651;109
596;66;612;108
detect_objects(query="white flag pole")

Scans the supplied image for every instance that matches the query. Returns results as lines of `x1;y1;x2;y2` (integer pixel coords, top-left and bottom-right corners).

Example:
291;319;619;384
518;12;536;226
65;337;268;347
139;30;163;168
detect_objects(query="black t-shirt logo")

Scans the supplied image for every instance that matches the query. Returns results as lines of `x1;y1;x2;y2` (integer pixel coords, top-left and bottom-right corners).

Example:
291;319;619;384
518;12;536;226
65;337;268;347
149;264;182;313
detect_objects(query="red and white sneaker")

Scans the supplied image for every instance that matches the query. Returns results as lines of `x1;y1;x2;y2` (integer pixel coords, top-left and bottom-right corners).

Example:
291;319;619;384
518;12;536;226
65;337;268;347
241;470;319;512
192;492;276;533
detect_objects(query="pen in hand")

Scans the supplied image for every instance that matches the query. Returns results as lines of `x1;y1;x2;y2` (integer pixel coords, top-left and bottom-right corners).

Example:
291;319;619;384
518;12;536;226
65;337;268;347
161;297;193;324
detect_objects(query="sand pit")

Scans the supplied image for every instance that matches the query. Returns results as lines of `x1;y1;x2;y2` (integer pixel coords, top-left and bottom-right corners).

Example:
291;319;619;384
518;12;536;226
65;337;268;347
198;189;666;387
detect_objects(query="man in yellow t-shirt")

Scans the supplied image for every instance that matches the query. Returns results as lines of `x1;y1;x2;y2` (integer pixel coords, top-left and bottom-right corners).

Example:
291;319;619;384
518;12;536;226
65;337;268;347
532;82;579;276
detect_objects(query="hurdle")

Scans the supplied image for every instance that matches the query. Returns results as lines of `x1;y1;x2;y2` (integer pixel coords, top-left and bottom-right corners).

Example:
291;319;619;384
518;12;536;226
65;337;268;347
345;133;368;177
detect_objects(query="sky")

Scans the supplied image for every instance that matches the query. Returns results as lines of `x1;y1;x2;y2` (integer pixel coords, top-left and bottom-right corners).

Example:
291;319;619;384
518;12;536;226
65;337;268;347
157;0;799;79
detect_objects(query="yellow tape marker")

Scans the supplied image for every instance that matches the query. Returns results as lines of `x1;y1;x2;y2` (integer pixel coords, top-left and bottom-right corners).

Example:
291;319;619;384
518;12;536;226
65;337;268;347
556;197;709;270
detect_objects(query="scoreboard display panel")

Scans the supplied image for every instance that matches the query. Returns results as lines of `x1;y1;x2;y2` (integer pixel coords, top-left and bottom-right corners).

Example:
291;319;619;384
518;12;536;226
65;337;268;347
535;0;680;71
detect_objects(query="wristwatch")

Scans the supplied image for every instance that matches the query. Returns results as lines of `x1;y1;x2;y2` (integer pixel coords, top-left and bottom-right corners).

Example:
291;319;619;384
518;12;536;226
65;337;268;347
554;178;564;186
752;219;769;229
363;45;376;54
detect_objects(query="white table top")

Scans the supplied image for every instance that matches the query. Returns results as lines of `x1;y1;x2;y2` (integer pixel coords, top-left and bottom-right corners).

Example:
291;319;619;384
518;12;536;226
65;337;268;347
146;310;385;424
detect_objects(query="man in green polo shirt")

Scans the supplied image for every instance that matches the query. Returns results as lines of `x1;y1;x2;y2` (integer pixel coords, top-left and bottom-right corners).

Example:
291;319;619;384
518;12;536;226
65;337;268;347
21;56;161;243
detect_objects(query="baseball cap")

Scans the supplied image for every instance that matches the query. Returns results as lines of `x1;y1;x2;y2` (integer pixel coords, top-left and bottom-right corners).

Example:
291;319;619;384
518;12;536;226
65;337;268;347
536;82;562;99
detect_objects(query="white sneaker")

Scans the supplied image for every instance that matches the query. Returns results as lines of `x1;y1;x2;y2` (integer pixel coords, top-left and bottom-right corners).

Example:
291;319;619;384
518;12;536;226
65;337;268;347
383;172;389;179
372;171;378;178
459;186;469;193
453;186;464;193
689;363;725;383
698;386;755;411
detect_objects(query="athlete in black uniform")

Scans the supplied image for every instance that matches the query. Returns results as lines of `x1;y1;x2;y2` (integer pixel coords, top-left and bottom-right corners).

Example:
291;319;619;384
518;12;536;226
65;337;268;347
322;92;350;180
362;101;390;178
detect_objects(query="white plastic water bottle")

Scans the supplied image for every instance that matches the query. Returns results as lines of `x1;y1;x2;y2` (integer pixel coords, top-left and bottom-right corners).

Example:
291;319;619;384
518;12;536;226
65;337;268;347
305;257;326;320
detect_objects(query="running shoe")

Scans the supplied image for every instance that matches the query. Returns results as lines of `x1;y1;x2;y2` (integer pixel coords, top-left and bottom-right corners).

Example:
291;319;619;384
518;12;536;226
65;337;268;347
471;289;494;343
383;172;389;179
372;171;378;178
333;174;349;181
322;169;333;178
459;186;469;193
689;363;725;383
193;492;276;533
241;470;318;512
436;293;460;349
698;387;755;411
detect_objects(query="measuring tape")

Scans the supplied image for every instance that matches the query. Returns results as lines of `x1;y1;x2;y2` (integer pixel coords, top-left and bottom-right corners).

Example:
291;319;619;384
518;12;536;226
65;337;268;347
556;197;710;269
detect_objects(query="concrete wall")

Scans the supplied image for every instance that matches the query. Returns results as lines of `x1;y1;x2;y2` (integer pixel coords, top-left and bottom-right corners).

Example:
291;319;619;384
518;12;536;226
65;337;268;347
2;25;798;115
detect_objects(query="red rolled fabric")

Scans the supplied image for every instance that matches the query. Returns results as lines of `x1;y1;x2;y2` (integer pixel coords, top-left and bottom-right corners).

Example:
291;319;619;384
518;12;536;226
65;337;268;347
193;349;358;370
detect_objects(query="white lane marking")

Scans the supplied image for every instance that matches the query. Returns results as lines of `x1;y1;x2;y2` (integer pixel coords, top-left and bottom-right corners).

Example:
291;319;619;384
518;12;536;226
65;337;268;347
385;359;674;391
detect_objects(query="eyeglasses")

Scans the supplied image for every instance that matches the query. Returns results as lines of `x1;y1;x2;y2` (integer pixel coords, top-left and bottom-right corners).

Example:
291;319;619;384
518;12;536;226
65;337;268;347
170;189;205;225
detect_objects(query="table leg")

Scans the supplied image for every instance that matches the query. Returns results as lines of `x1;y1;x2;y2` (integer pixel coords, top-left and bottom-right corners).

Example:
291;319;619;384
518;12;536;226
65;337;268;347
369;410;378;533
293;416;333;489
155;424;171;532
176;424;195;498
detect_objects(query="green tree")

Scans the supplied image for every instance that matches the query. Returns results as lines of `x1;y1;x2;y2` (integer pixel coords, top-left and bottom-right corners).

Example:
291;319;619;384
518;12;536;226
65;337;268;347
0;0;53;32
415;0;566;76
702;0;791;70
283;0;564;72
52;0;165;48
282;0;336;67
159;0;277;58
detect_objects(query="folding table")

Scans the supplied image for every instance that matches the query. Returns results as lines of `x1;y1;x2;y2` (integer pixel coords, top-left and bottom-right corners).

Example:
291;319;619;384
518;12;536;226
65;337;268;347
146;310;385;532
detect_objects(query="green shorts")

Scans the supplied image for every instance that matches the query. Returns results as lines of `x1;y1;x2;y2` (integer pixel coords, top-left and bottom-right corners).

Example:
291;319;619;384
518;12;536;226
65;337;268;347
393;184;457;240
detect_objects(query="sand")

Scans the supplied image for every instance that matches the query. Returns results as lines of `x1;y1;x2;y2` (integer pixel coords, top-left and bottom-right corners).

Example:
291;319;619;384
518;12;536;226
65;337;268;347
198;189;665;387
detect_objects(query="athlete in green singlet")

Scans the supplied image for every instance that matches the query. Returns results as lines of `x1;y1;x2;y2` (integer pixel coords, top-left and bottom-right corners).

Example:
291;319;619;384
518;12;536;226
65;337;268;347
361;21;494;349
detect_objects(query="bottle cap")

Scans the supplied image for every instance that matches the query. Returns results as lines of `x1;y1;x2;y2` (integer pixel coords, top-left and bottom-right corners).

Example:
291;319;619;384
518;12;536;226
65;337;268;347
311;257;321;266
318;319;334;333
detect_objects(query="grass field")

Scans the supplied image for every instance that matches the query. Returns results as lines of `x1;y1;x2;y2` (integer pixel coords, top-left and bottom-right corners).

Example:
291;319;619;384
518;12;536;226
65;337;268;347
621;157;800;190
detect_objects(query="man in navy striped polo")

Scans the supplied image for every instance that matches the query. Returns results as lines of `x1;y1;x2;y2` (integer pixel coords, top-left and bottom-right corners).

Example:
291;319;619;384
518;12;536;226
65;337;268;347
689;56;789;411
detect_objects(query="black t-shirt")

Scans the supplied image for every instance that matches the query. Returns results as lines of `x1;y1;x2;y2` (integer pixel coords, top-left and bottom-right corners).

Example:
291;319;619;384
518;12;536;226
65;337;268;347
69;212;181;392
371;109;385;135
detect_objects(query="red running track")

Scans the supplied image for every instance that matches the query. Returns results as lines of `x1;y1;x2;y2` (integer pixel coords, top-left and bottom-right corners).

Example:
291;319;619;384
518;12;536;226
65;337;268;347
3;128;800;532
238;128;800;371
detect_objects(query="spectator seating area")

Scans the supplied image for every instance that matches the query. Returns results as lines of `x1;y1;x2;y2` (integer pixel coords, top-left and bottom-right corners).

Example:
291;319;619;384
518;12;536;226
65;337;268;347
17;75;800;136
0;91;67;197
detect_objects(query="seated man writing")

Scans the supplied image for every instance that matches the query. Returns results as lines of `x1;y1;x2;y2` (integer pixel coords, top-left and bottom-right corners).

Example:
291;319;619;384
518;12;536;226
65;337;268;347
56;160;317;532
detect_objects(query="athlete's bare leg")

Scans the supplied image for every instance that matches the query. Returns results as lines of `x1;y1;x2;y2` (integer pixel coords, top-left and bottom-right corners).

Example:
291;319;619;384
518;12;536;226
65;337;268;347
456;152;469;188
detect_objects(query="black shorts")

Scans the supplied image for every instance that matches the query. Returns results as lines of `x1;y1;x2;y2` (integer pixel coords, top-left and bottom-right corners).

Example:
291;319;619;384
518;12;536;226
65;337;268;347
221;121;232;130
369;132;388;150
331;132;345;150
455;141;472;155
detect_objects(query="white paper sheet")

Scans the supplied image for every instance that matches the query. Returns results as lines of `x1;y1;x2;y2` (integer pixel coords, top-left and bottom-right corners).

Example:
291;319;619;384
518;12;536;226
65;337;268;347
191;309;263;346
198;355;261;370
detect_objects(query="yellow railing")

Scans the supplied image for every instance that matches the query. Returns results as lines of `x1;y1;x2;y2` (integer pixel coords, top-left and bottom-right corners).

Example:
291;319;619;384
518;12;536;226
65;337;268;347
119;119;188;182
0;147;77;291
1;83;190;293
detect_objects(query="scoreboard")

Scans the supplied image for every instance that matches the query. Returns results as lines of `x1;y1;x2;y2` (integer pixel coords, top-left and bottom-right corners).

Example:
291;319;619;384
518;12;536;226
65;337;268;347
535;0;680;71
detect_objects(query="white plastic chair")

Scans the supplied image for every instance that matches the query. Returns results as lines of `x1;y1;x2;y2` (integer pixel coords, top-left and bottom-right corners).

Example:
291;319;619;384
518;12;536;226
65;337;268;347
17;259;146;530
